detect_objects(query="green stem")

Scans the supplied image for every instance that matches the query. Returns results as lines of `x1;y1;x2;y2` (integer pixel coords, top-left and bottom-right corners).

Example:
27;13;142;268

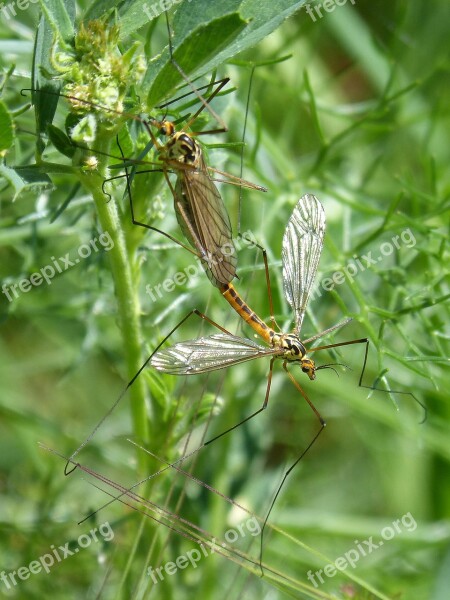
77;137;150;472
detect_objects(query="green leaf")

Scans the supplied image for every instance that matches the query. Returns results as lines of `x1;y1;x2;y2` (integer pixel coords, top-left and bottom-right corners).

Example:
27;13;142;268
32;16;61;154
47;124;75;158
37;0;75;46
116;0;171;39
32;2;75;153
143;0;307;107
147;13;246;108
0;100;13;155
116;125;134;162
0;164;54;202
84;0;124;21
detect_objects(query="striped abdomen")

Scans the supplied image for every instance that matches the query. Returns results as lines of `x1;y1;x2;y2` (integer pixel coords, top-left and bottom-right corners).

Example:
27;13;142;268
220;283;274;345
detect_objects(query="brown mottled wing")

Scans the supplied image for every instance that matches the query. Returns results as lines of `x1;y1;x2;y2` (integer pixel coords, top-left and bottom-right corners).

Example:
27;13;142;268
150;333;276;375
174;152;236;287
282;194;326;334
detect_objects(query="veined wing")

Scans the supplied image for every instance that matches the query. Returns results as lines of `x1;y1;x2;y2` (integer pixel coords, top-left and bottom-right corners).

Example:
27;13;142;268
174;153;236;287
282;194;325;334
150;333;276;375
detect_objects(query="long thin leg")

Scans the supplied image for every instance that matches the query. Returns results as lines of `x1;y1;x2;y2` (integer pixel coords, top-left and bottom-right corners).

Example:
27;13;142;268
182;76;230;133
116;135;202;259
205;357;275;446
64;308;232;475
259;363;326;575
164;11;227;132
236;234;280;333
309;338;427;421
156;75;232;141
157;76;231;111
75;355;279;523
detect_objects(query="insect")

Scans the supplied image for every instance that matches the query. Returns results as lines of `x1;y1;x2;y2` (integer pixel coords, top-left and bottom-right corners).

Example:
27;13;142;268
106;14;267;287
150;194;343;442
149;194;425;564
91;70;265;288
25;13;265;287
122;83;266;287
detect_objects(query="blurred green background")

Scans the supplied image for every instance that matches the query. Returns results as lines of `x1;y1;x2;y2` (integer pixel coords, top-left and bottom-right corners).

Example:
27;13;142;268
1;1;449;599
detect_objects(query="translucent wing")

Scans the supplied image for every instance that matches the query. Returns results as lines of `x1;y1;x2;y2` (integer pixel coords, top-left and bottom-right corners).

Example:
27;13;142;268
150;333;275;375
175;152;236;287
282;194;325;334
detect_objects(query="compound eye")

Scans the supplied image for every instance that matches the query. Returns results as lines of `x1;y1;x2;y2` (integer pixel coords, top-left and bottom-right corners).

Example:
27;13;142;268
301;366;310;373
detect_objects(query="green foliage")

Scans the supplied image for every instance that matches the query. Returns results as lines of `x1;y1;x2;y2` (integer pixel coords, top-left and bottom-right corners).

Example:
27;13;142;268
0;1;449;599
0;100;14;153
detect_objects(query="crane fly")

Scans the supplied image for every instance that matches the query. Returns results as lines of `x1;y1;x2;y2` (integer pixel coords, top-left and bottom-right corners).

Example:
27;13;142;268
107;11;267;287
149;194;425;565
95;71;266;287
124;84;265;287
65;195;425;566
25;11;265;287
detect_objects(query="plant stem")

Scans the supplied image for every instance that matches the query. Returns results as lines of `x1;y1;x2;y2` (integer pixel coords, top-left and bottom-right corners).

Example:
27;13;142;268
78;138;150;472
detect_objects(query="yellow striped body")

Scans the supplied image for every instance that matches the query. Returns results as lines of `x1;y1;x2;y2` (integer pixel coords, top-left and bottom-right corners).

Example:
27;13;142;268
221;283;274;344
220;282;315;378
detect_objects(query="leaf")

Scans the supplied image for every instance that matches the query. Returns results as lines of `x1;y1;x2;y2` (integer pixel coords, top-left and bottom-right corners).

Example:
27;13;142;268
37;0;75;46
0;164;54;202
116;125;134;162
32;16;61;154
0;101;14;155
147;13;246;108
116;0;174;39
84;0;124;21
47;124;75;158
143;0;308;107
32;2;75;153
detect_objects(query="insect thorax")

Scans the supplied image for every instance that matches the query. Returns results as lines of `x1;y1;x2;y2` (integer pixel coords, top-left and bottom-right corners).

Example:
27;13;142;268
273;333;316;380
165;132;201;167
273;333;306;360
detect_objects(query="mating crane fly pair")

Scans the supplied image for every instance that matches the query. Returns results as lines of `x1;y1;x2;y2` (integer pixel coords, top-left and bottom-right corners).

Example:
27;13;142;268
58;83;424;493
34;38;424;566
